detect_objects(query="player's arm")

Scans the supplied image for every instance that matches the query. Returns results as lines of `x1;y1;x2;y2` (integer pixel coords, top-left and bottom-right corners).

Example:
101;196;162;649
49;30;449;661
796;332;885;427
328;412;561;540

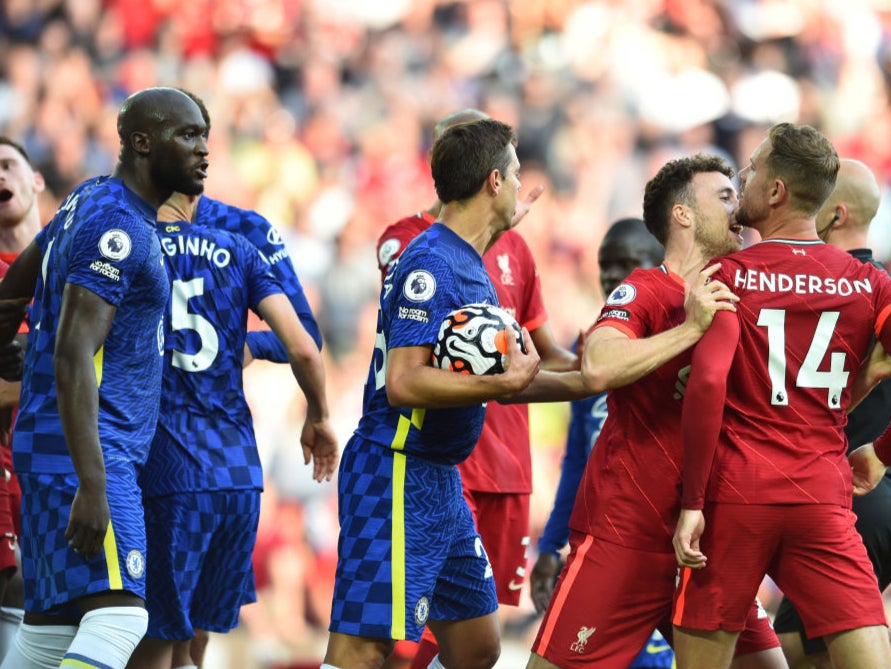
852;312;891;489
256;292;338;482
500;368;589;403
0;379;21;408
246;268;321;360
673;310;739;569
582;264;738;393
0;241;41;344
849;340;891;411
246;217;322;360
530;395;602;612
386;329;540;408
54;283;115;560
530;323;579;371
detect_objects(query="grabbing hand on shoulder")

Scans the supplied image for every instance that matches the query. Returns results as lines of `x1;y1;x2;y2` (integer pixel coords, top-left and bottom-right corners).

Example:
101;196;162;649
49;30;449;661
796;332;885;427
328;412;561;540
684;263;739;334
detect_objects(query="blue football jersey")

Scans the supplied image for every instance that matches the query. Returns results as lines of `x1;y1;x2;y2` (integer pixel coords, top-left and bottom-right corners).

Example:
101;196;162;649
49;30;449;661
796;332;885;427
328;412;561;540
352;223;498;465
13;177;169;473
195;196;321;354
140;221;283;496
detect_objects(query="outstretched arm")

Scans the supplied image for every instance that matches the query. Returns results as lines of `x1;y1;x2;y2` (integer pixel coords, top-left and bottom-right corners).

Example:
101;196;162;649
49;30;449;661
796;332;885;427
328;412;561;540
386;327;541;408
257;293;338;482
582;263;738;393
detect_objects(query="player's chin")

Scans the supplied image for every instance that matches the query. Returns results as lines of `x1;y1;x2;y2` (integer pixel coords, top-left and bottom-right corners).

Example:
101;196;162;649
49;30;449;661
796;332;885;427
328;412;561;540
178;179;206;197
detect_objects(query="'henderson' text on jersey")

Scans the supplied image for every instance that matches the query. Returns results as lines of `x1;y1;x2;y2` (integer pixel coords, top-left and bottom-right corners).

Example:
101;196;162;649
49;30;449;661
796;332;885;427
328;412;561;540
734;269;873;296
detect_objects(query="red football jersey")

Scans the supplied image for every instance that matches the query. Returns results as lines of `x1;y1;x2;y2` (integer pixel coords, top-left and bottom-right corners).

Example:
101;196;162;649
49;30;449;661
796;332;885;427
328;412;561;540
569;265;692;551
682;239;891;509
460;229;548;493
376;211;435;281
0;254;18;475
375;214;549;493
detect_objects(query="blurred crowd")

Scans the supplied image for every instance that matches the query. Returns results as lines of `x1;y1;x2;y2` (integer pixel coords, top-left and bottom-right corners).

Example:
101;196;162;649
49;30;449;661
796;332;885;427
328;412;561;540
5;0;891;666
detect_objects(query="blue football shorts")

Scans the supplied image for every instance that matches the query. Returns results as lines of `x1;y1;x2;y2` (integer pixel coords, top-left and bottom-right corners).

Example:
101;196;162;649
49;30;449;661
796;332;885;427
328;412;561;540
330;440;498;641
143;489;261;639
18;463;146;616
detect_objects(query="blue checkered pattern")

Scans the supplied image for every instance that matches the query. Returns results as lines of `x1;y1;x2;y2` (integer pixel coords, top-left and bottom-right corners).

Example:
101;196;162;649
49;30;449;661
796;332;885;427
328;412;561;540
353;223;497;465
196;196;321;354
18;465;146;615
330;441;497;641
13;177;169;474
143;489;260;639
140;222;282;496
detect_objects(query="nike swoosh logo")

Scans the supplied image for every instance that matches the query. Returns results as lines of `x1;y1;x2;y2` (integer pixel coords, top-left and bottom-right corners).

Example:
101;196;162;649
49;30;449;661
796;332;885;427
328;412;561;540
646;642;672;654
508;580;524;591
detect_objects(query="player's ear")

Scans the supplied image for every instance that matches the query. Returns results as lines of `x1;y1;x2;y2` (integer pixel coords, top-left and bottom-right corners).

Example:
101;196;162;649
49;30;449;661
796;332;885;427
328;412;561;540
32;169;46;194
130;131;151;157
769;178;786;205
489;168;501;194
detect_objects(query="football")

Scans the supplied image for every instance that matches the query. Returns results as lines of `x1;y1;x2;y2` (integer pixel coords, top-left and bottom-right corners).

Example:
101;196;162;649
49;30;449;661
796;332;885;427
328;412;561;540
432;303;525;375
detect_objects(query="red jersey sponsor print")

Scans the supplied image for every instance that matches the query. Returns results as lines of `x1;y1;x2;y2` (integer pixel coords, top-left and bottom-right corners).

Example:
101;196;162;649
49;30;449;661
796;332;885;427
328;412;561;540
569;265;692;552
682;239;891;509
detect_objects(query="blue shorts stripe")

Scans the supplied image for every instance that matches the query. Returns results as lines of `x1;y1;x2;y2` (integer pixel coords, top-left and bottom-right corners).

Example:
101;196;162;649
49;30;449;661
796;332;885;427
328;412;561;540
104;520;122;591
330;443;497;642
18;466;146;615
62;652;115;669
391;451;406;639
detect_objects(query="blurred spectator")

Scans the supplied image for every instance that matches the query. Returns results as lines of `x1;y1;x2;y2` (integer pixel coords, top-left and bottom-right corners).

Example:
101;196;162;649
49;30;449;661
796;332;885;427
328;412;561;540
6;0;891;665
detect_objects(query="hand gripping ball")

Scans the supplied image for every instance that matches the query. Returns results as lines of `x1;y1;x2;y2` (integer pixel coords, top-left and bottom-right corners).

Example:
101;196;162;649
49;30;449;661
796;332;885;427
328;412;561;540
431;303;525;375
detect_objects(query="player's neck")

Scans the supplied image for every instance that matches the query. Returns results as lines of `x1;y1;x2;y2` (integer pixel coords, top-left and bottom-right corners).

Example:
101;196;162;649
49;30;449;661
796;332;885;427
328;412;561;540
113;163;170;209
826;228;868;252
663;239;712;282
439;202;503;256
0;215;41;254
755;214;819;242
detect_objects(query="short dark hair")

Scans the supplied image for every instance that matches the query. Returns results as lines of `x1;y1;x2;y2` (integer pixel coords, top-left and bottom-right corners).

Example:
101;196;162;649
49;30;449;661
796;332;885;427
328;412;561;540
430;119;516;204
602;217;664;266
0;136;32;165
643;154;734;245
766;122;839;215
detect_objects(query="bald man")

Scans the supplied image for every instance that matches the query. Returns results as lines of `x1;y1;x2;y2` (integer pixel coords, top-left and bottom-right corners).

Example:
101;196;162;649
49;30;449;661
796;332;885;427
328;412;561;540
768;158;891;669
0;87;209;669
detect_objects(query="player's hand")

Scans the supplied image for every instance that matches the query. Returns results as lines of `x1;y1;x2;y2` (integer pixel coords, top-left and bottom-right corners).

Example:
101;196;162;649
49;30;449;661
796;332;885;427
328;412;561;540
569;328;586;371
158;192;199;223
300;419;339;482
684;264;738;334
65;482;110;560
673;508;707;569
850;443;887;496
530;552;562;613
859;341;891;389
0;340;23;382
501;327;540;395
511;184;545;227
